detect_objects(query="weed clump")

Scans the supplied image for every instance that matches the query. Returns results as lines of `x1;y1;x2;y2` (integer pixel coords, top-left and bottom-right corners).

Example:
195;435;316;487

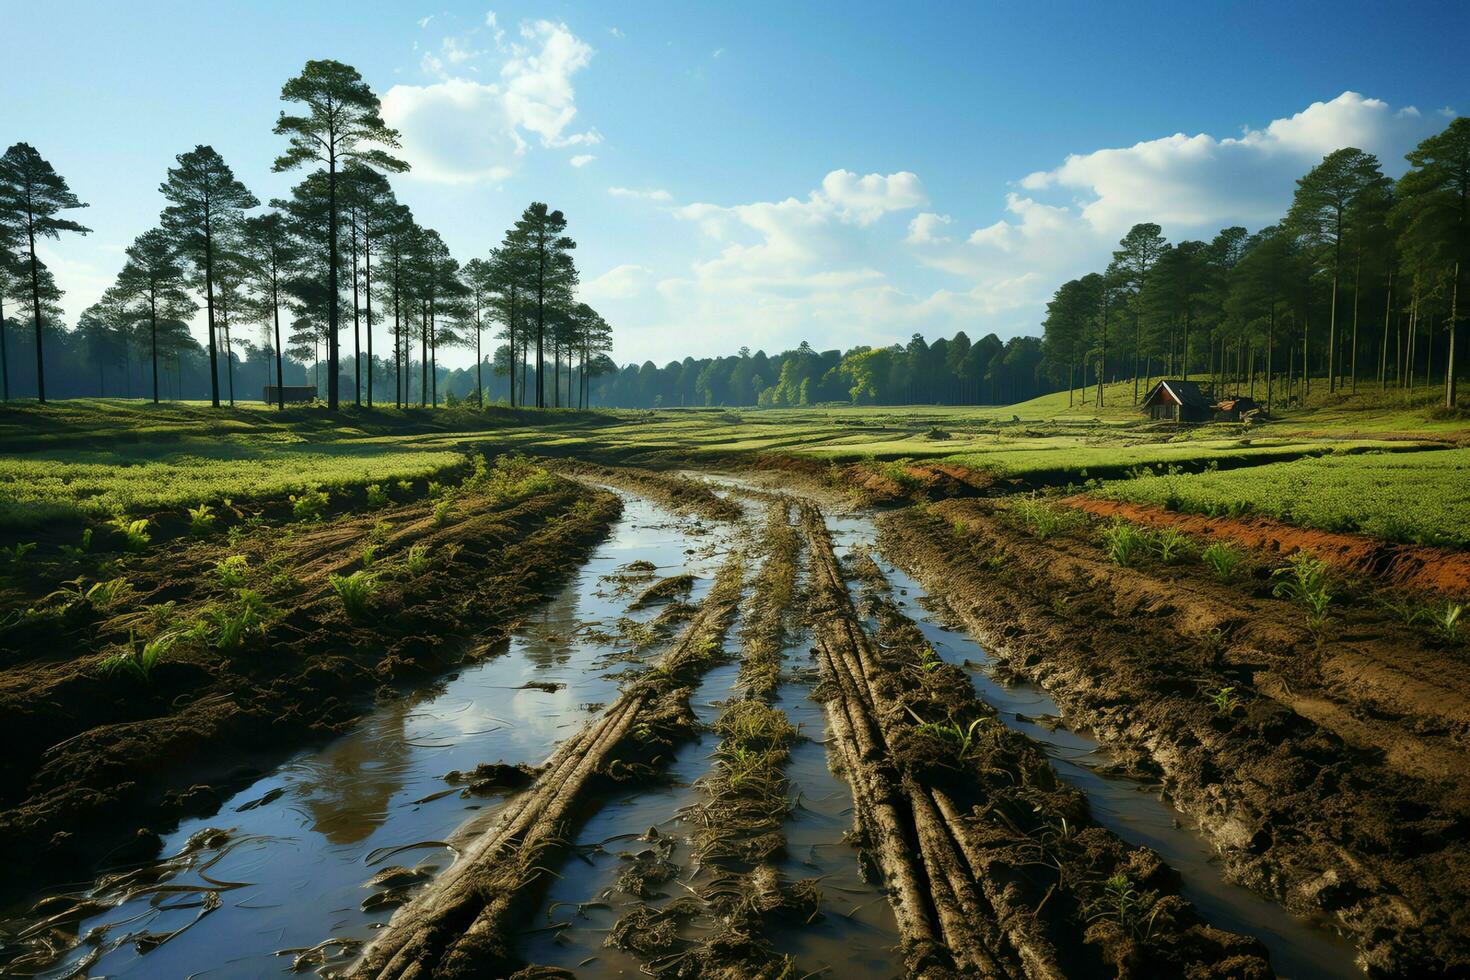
1200;541;1240;580
329;571;379;620
108;515;151;552
1272;551;1332;631
213;555;250;588
290;489;329;521
1100;521;1149;566
97;629;178;683
187;503;217;537
1009;494;1082;539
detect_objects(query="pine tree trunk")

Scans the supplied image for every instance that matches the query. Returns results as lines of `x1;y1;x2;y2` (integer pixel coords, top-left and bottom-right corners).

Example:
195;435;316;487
351;209;361;407
326;146;340;412
1448;261;1460;408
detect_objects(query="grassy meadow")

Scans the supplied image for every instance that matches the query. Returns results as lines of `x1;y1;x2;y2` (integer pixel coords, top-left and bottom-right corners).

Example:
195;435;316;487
0;390;1464;544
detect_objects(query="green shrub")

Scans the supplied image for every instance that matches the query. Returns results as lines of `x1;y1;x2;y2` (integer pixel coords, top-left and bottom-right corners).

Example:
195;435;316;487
329;571;379;619
360;543;379;568
290;489;329;521
86;576;133;609
1200;542;1240;580
366;483;389;508
431;500;454;527
426;480;444;499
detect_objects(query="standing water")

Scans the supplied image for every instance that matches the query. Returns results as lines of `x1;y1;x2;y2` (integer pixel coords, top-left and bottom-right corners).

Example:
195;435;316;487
0;492;735;978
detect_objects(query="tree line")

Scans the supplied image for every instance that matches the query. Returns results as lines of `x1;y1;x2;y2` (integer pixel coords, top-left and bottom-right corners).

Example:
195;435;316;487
583;333;1047;408
1040;117;1469;411
0;60;613;409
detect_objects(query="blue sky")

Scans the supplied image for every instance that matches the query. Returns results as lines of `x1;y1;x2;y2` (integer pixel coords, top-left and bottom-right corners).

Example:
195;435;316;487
6;1;1466;366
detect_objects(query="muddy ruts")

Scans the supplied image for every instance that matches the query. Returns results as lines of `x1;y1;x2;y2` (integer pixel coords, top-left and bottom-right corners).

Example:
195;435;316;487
880;500;1470;977
351;546;748;979
548;459;744;523
801;503;1271;979
610;500;812;977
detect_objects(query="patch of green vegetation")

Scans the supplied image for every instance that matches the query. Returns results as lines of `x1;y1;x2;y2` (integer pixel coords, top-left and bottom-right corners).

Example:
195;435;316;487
1093;448;1470;546
329;571;379;619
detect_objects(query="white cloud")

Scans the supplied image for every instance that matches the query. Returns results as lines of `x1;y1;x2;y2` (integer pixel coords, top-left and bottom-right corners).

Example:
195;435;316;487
905;212;952;244
619;94;1453;361
570;154;596;167
382;18;597;183
583;264;653;300
609;26;624;38
1018;91;1441;235
609;186;673;202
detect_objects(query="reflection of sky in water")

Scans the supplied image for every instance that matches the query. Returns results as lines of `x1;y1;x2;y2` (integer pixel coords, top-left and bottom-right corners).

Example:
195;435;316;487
2;491;736;979
1;484;1359;980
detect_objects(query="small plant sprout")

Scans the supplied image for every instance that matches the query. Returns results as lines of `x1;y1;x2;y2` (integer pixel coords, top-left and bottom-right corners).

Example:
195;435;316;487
59;529;93;560
431;500;454;527
86;576;133;609
196;589;271;649
913;645;943;673
1200;542;1240;580
1429;602;1463;643
1090;873;1157;938
329;571;379;619
360;543;379;568
426;480;444;499
907;708;989;758
108;515;151;552
1208;686;1242;716
290;488;329;521
1;541;37;566
97;629;178;683
214;555;250;588
366;483;389;508
1152;527;1191;562
1100;521;1148;567
404;543;430;576
1272;552;1332;632
188;502;217;537
397;479;414;496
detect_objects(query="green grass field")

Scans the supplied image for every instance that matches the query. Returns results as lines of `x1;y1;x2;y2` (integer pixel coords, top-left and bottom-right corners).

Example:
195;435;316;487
0;392;1464;539
1090;447;1470;547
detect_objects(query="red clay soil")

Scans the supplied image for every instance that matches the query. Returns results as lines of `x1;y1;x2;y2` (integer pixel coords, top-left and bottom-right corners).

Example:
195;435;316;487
1065;495;1470;598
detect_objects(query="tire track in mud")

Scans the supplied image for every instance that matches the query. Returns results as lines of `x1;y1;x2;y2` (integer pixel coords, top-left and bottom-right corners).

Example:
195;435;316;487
350;521;754;979
879;502;1470;976
800;502;1272;979
598;500;817;977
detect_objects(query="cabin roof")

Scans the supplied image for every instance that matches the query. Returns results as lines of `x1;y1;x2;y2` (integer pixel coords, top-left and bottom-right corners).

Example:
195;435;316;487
1141;379;1212;409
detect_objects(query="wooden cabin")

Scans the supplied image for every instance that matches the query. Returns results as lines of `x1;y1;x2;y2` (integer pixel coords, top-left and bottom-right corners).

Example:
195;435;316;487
263;385;318;404
1140;380;1213;422
1213;396;1259;422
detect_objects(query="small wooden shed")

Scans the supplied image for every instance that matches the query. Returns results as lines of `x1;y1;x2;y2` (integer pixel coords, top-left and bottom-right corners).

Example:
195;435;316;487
263;385;317;404
1141;380;1213;422
1213;396;1259;422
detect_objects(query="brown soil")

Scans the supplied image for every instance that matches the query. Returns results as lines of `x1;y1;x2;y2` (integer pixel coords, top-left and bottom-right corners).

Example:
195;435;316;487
1065;495;1470;598
0;476;622;897
880;500;1470;976
801;504;1270;978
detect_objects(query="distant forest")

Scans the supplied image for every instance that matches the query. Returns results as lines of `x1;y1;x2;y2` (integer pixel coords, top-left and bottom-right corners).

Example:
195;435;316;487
3;67;1464;410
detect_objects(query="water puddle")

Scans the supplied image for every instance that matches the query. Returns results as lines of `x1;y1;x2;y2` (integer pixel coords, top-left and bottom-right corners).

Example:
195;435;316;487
0;492;734;978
